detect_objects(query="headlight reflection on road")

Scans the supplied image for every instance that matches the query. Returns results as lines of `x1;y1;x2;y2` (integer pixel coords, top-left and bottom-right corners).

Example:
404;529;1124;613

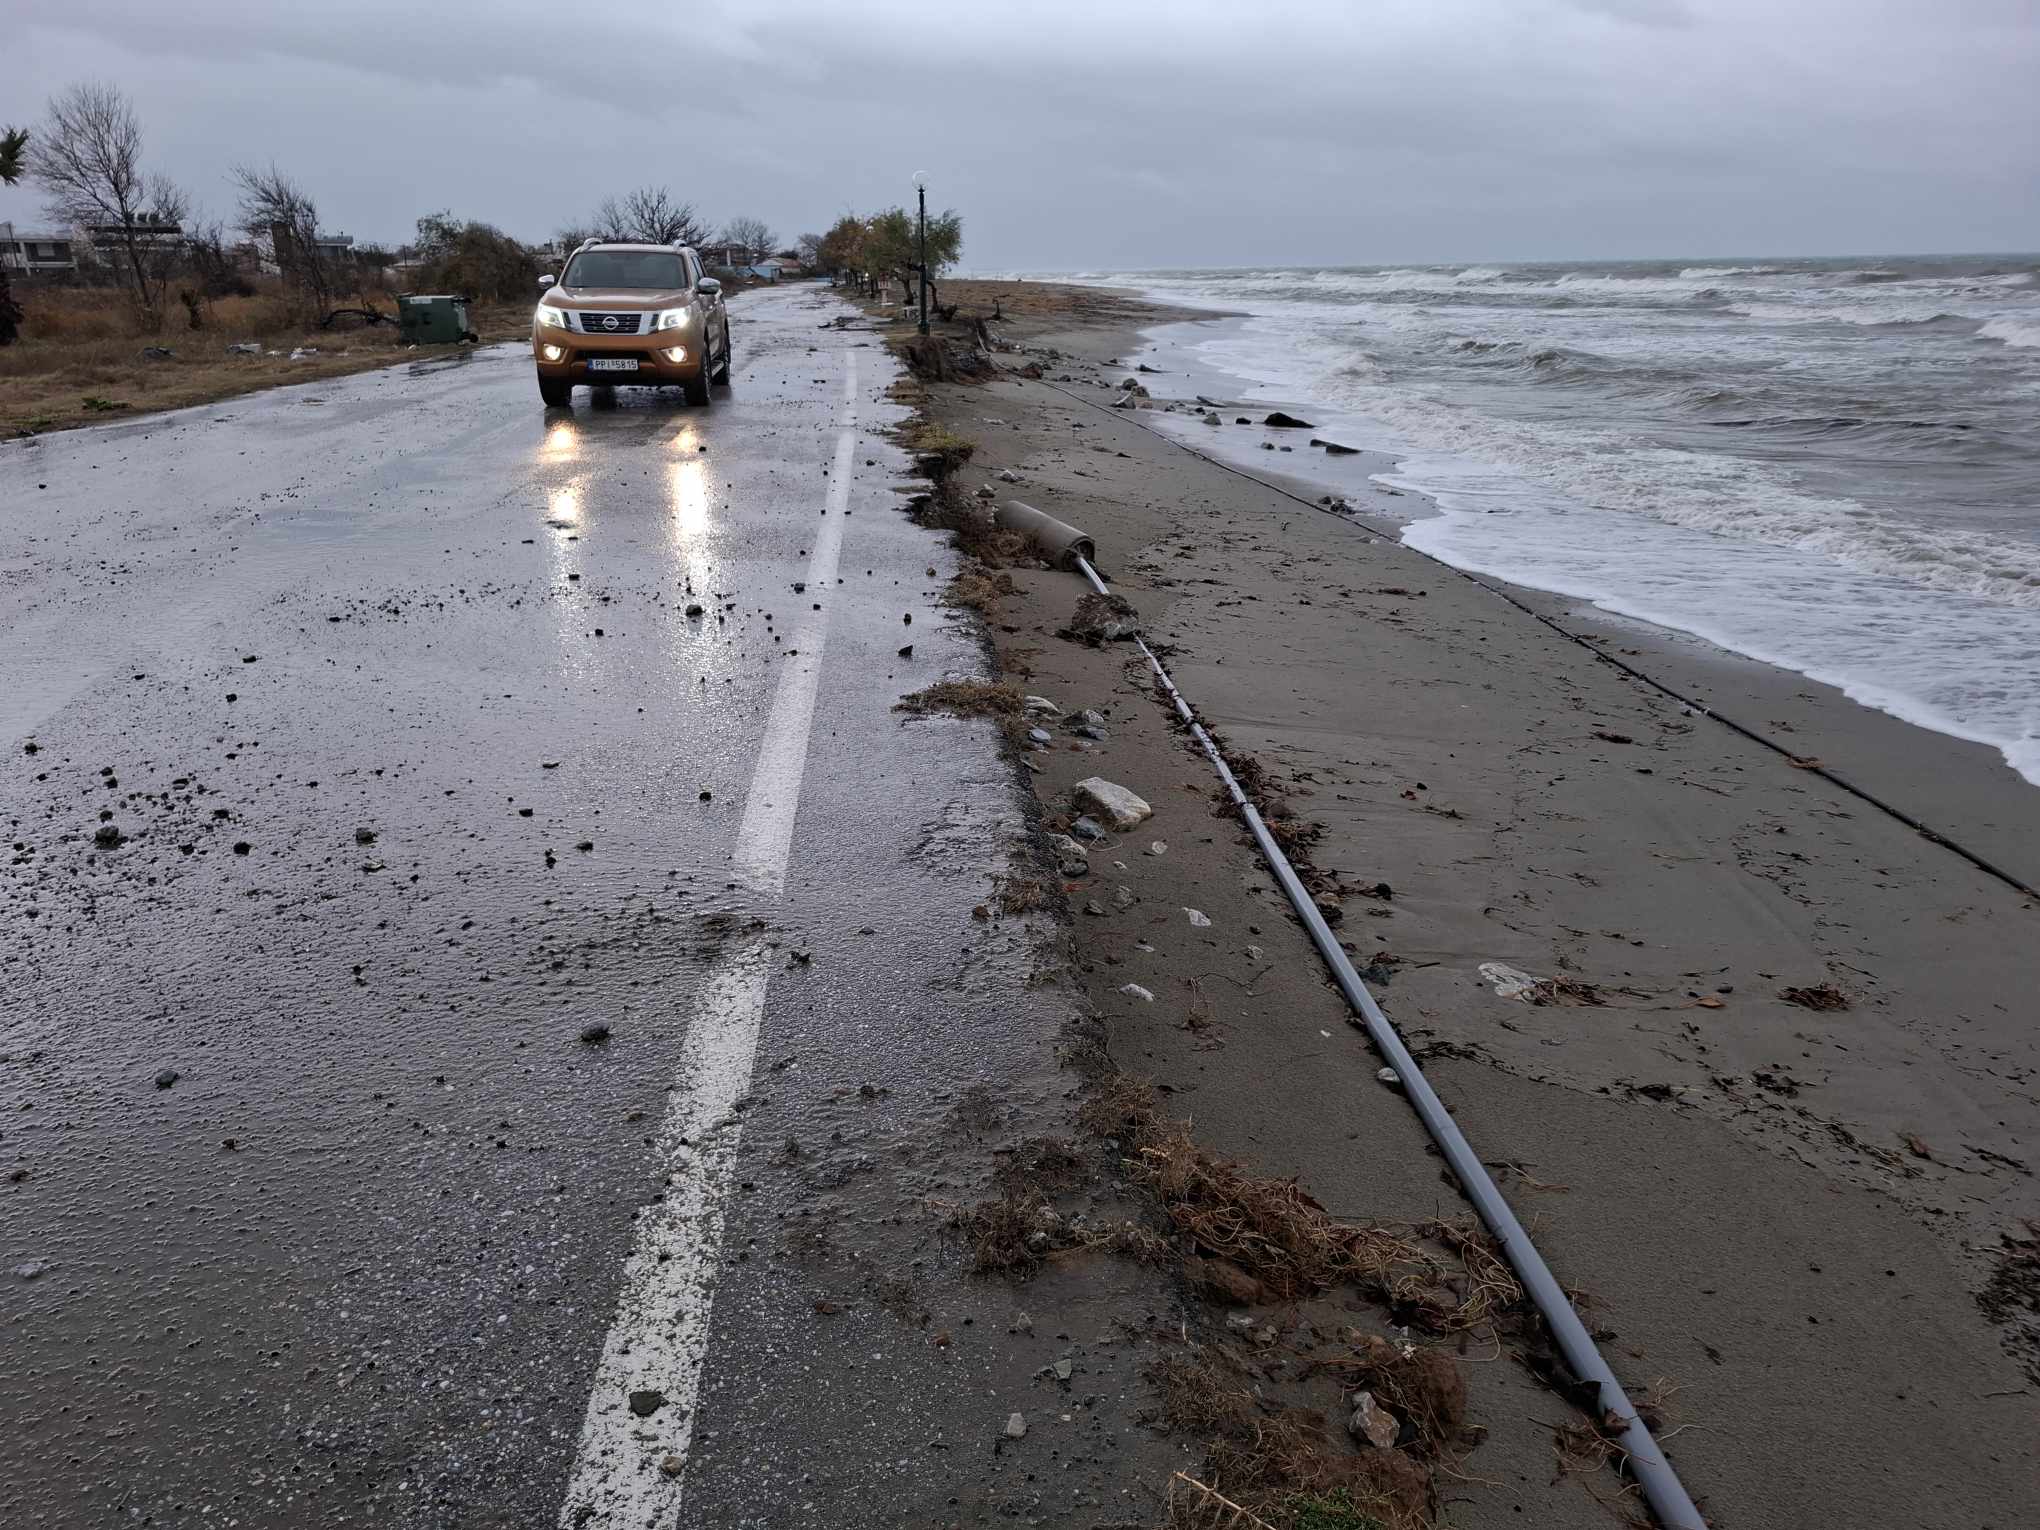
667;458;712;539
548;474;596;678
664;458;721;672
539;419;580;464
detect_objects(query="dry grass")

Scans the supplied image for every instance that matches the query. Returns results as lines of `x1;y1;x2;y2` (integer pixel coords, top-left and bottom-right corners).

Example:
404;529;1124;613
1166;1474;1279;1530
1518;977;1607;1007
1204;747;1330;880
1538;1378;1683;1528
2;283;532;437
945;568;1018;612
1077;1078;1522;1331
944;1071;1540;1528
1152;1355;1432;1530
894;678;1024;721
946;1132;1171;1276
901;418;976;479
913;486;1027;566
995;874;1052;916
1321;1335;1468;1453
1778;983;1850;1012
1978;1219;2040;1383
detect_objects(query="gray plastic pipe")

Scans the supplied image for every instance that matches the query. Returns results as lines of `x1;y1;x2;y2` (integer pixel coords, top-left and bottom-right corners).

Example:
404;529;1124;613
1070;552;1707;1530
994;499;1097;571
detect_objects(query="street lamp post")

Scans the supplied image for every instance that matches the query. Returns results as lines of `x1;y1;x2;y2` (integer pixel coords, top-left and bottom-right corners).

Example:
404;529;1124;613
914;175;930;336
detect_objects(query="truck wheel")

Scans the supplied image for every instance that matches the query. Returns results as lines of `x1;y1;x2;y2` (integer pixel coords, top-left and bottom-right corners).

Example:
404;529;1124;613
683;344;713;406
538;375;572;407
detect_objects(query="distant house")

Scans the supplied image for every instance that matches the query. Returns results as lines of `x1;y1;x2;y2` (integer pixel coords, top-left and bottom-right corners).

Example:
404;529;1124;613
699;241;749;271
0;223;77;275
256;225;356;275
749;257;804;282
85;218;183;269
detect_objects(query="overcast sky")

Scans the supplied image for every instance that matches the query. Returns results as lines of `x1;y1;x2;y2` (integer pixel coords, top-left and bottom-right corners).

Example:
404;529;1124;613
5;0;2036;268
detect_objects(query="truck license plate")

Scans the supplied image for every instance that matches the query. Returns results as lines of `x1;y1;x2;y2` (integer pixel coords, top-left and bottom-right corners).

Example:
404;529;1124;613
587;358;639;372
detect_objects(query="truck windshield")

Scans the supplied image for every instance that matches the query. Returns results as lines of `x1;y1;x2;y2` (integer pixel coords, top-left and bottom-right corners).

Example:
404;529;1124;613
565;250;687;289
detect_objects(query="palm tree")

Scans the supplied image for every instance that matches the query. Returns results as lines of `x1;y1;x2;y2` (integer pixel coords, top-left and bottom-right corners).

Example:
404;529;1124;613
0;124;26;345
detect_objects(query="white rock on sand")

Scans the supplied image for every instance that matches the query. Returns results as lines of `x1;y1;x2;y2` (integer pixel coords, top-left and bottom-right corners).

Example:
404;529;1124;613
1347;1390;1400;1449
1073;777;1152;830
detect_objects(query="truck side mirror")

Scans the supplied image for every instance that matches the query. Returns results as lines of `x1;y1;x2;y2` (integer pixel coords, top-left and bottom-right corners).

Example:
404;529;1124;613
537;274;556;292
696;277;721;298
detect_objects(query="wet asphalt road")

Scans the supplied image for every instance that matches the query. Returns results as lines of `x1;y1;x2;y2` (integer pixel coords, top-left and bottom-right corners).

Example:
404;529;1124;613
1;289;1107;1527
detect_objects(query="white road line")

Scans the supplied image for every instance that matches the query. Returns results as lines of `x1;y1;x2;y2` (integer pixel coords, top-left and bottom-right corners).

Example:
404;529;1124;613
556;948;772;1528
731;389;857;893
558;350;859;1528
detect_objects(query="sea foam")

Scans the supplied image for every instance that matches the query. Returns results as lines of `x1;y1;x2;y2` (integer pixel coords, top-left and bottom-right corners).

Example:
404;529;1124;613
1099;255;2040;785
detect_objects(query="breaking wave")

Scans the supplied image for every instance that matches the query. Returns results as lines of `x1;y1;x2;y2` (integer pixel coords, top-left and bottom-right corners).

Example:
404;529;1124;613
1980;316;2040;348
1072;251;2040;782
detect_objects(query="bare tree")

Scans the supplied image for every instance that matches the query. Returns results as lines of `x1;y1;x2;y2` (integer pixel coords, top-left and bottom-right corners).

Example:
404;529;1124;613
591;187;709;247
29;83;189;327
795;231;824;268
551;225;592;261
1;123;26;344
182;216;252;298
232;162;333;316
720;216;776;265
412;210;539;302
355;242;395;291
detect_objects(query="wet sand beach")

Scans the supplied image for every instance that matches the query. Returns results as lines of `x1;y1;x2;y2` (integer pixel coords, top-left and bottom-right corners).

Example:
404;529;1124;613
917;278;2040;1529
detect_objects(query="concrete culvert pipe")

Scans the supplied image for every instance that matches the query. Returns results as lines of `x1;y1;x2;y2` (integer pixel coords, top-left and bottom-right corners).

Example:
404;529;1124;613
995;500;1096;571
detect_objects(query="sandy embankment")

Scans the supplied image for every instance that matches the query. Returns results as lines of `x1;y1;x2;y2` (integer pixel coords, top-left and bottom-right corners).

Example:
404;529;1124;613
915;279;2040;1529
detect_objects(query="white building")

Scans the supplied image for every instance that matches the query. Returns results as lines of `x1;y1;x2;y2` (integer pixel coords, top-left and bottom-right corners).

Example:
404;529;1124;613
0;223;80;274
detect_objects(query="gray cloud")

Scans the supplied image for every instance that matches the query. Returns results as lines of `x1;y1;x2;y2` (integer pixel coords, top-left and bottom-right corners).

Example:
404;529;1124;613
3;0;2035;267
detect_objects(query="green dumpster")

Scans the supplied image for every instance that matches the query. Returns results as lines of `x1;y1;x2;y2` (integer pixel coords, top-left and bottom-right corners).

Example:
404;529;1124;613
396;294;475;345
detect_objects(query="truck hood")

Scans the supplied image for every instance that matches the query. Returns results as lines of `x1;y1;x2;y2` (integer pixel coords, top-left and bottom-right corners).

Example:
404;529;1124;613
551;287;686;309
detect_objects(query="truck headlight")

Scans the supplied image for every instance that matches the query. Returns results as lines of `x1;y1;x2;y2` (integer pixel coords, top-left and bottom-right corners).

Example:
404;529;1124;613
535;306;569;329
654;308;693;332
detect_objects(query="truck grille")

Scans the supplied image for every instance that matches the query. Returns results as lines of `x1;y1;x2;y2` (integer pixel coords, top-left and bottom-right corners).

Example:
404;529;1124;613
575;311;642;334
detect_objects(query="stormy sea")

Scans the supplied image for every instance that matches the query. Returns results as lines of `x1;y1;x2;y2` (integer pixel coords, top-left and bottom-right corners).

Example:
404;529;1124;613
1061;257;2040;785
